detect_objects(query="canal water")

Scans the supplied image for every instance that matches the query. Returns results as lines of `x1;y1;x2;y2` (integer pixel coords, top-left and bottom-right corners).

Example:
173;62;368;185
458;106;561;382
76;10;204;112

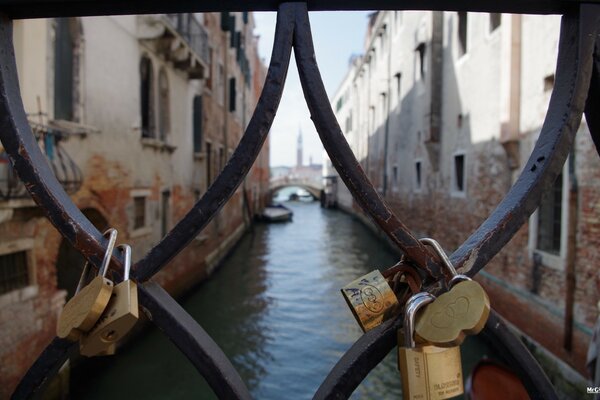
72;195;496;399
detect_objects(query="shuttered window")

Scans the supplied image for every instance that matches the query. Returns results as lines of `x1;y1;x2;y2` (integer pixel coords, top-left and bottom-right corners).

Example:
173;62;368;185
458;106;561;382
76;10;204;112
54;18;74;121
193;96;203;153
537;172;563;255
229;77;236;112
140;56;155;138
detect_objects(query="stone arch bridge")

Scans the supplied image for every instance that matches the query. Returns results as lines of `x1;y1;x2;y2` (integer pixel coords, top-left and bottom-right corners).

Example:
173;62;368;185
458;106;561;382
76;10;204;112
269;175;323;199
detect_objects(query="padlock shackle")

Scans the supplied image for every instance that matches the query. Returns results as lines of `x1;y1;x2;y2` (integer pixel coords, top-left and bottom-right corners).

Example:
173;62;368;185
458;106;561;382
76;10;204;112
99;228;118;277
116;244;132;281
420;238;457;275
403;292;435;348
75;228;118;294
420;238;471;288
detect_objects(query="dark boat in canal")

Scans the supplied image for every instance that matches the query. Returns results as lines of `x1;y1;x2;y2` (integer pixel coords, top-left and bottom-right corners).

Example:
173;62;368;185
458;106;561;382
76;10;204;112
261;203;293;222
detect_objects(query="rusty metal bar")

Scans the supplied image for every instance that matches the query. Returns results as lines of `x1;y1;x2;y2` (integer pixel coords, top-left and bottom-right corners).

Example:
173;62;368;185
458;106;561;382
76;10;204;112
312;4;599;398
313;310;557;400
12;283;253;399
0;0;596;18
293;2;444;280
7;0;598;398
132;1;294;281
138;283;252;400
11;3;295;397
454;3;599;278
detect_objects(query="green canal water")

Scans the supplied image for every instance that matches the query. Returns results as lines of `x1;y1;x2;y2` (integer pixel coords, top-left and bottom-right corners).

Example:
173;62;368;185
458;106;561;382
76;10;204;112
71;200;497;399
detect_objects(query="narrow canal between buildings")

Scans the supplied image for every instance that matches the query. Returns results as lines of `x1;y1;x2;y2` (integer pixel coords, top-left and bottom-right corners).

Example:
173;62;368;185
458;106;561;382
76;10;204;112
72;197;497;399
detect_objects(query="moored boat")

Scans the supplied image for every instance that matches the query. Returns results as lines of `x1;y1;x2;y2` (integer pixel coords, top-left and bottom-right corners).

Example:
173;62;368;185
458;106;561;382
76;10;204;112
261;204;293;222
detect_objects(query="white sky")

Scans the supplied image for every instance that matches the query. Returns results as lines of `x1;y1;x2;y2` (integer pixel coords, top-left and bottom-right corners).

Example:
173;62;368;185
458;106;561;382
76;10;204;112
253;11;371;167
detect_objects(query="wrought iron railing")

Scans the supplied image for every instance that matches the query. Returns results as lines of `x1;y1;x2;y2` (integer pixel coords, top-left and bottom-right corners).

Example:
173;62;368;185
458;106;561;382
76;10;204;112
0;123;82;201
165;13;210;66
2;1;599;399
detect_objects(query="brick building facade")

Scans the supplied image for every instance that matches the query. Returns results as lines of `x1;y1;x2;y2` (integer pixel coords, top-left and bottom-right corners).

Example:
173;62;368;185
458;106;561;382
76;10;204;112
0;12;269;397
326;10;598;391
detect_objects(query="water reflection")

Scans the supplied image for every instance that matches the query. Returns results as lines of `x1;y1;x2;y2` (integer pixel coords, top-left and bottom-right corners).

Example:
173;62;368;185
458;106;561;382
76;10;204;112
72;202;494;399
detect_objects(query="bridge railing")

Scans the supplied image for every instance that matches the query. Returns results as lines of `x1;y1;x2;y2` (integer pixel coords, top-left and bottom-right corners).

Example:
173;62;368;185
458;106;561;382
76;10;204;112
4;1;600;399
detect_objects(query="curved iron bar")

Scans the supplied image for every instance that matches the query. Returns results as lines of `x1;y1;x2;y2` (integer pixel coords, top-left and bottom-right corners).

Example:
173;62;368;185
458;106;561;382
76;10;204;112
313;310;556;400
292;3;444;280
454;3;599;277
0;15;117;270
11;339;76;399
12;283;253;399
585;35;600;156
7;2;597;400
138;283;252;400
133;2;294;280
11;4;295;398
311;4;597;398
0;0;293;282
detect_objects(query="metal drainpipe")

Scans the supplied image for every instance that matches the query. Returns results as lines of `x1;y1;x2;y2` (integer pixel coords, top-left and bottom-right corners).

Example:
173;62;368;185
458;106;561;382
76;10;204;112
382;19;391;197
564;148;578;351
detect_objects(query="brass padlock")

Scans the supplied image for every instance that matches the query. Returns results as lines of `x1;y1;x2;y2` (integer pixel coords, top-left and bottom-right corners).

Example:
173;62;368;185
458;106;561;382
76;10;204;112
341;269;400;332
398;292;464;400
80;244;139;357
414;238;490;347
57;229;118;341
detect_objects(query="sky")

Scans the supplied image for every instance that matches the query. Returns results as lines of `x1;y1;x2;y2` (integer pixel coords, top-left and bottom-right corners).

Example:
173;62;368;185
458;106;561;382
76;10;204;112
253;11;371;168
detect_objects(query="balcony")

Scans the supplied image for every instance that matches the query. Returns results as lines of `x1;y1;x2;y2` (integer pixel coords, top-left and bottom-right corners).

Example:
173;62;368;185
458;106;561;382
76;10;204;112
138;14;209;79
0;122;83;201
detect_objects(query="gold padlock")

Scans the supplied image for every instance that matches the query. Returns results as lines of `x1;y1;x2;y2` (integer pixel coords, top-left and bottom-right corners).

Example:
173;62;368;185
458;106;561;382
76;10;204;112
414;238;490;347
341;270;400;332
80;244;139;357
57;229;118;341
398;292;464;400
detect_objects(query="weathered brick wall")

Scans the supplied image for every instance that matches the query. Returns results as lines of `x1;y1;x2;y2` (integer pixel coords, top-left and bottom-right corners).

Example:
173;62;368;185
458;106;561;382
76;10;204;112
361;125;599;376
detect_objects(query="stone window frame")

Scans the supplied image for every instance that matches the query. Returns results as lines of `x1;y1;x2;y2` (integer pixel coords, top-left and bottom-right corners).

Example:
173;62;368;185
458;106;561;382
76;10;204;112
451;151;467;197
0;238;38;308
130;189;152;238
51;17;85;124
527;161;570;270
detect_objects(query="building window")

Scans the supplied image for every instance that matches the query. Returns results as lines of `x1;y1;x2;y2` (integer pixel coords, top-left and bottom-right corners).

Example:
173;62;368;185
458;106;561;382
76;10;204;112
133;196;146;229
158;69;170;142
54;18;79;121
458;12;468;56
140;56;155;138
0;251;29;296
206;48;213;90
161;190;170;238
395;73;402;102
536;171;563;255
217;64;224;105
393;165;398;183
193;95;203;153
415;161;422;190
453;154;465;193
415;43;426;80
229;77;236;112
490;13;501;32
